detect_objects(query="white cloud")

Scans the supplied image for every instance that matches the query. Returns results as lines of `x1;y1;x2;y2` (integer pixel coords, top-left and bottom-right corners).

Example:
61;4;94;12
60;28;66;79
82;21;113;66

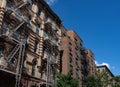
45;0;57;5
95;61;110;69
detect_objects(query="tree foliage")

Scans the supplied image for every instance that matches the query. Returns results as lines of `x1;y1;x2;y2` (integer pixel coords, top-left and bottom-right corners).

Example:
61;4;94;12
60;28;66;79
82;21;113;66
111;76;120;87
51;71;79;87
84;70;113;87
83;75;102;87
96;70;111;87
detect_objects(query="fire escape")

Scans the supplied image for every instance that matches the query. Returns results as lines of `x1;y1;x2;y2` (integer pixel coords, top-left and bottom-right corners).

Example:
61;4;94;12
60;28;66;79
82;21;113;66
41;22;59;87
0;0;32;87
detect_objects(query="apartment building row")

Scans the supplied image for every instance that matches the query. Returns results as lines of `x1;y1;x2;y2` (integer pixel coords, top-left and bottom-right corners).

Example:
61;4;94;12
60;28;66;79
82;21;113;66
0;0;96;87
60;27;96;86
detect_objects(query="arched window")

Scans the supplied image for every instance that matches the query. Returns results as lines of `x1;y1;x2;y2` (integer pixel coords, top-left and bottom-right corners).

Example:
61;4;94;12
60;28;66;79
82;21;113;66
32;58;37;76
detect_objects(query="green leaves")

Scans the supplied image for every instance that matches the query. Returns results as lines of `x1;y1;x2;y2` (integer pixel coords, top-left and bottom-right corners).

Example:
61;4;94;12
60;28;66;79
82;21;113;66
83;70;112;87
111;76;120;87
51;71;79;87
83;76;102;87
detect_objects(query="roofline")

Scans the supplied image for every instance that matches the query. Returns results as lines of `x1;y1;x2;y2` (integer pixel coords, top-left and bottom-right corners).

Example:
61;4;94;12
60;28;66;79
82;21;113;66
39;0;62;24
86;49;95;56
67;29;83;43
97;65;114;77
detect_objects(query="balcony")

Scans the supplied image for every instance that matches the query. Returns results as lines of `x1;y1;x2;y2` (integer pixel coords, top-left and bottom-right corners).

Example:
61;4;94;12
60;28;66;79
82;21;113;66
0;28;9;37
42;51;48;60
43;32;58;50
42;50;58;64
44;22;58;40
28;9;42;25
50;55;58;64
6;1;34;25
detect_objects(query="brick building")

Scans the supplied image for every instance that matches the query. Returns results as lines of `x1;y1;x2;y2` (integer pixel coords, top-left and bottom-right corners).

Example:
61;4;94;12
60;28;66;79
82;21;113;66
0;0;96;87
60;28;96;87
0;0;61;87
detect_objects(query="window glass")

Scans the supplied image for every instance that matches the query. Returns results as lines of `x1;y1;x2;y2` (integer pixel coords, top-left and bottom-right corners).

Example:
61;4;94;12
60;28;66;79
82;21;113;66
34;40;38;53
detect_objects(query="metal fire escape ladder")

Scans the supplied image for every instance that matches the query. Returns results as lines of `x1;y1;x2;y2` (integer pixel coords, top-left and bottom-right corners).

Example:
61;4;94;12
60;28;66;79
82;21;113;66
7;44;20;62
46;54;57;87
2;1;27;87
15;41;26;87
46;55;51;87
14;1;27;11
12;21;25;33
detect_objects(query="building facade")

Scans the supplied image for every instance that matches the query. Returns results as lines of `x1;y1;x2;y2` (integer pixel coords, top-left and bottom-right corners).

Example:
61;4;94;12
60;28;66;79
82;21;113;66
97;65;114;87
0;0;97;87
60;29;82;86
0;0;61;87
81;49;96;77
60;28;96;87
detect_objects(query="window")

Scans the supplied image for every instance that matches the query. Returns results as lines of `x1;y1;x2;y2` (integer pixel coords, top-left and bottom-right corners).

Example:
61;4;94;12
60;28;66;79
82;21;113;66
74;38;77;45
29;0;33;9
68;36;70;39
68;42;72;51
81;64;84;70
36;26;39;34
82;75;85;81
76;68;79;78
76;58;78;65
45;15;48;21
3;21;9;29
37;8;41;16
70;64;73;71
7;0;13;8
69;42;72;47
2;21;10;35
25;16;31;23
75;47;78;55
69;53;73;63
0;45;4;58
34;40;38;53
32;64;35;76
32;58;37;76
24;34;28;43
62;33;66;37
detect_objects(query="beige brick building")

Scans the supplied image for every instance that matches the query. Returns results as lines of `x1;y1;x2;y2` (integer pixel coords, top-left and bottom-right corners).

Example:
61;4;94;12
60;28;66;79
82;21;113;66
0;0;61;87
97;65;114;87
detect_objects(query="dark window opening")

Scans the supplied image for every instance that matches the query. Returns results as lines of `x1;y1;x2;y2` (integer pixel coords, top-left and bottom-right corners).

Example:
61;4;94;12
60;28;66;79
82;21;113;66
70;64;73;72
76;58;78;65
31;58;37;76
0;45;4;58
36;26;39;34
32;64;35;76
34;40;38;53
24;34;28;43
69;53;73;63
37;9;41;16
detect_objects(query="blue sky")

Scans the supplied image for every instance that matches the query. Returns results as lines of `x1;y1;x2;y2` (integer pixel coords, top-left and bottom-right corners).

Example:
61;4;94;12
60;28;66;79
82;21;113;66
46;0;120;76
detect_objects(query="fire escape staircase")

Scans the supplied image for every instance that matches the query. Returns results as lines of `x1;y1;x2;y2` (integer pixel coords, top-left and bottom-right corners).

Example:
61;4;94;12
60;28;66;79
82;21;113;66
0;1;29;87
6;44;20;62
